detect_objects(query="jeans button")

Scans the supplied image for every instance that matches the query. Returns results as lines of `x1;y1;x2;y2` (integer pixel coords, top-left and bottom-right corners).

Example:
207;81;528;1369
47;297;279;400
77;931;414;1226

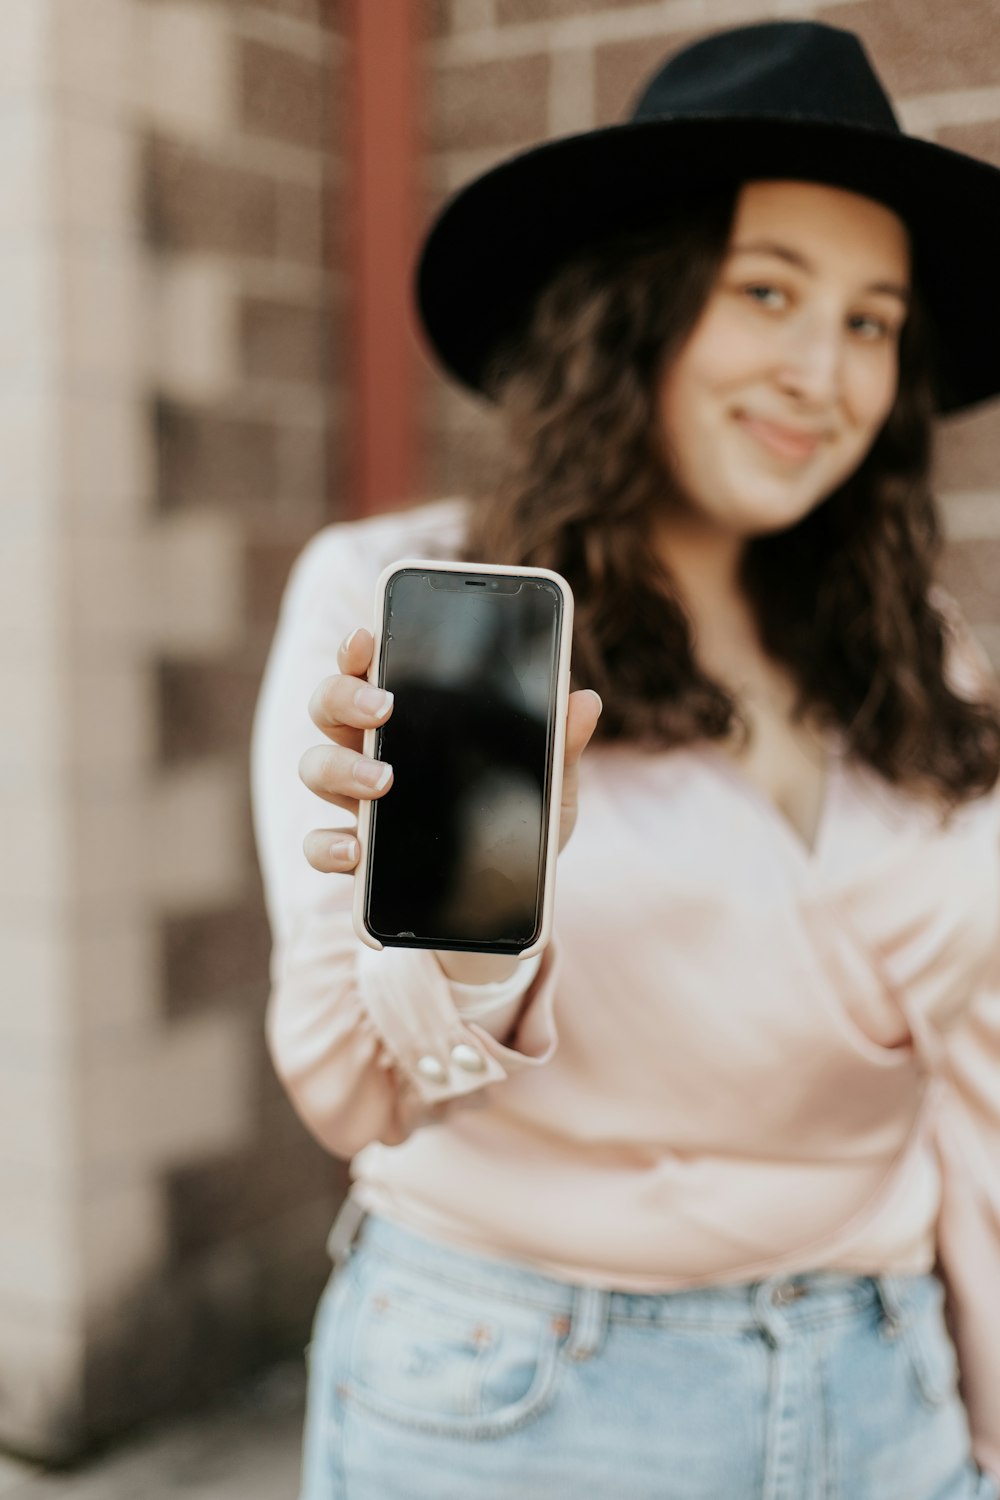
772;1282;806;1305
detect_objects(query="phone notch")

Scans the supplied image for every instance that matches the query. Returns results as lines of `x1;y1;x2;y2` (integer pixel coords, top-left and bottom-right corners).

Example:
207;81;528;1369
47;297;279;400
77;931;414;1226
427;570;522;595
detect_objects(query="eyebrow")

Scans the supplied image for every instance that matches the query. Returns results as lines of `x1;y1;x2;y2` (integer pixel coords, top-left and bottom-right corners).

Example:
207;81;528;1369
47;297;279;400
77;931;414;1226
729;240;911;303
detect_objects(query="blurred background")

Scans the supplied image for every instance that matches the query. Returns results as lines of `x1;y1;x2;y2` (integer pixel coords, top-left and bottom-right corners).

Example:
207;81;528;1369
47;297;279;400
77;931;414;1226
2;0;999;1493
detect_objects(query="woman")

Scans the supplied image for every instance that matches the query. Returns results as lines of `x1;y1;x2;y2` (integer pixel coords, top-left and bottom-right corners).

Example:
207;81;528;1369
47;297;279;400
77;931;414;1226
251;20;1000;1499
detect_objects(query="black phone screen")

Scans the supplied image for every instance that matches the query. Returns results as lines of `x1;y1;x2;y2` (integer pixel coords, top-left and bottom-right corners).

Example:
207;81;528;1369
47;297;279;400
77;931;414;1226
364;568;564;952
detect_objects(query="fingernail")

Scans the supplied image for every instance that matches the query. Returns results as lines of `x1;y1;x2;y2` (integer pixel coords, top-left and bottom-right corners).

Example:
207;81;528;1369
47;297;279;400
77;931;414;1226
353;758;392;791
330;836;358;863
354;684;393;720
341;627;362;654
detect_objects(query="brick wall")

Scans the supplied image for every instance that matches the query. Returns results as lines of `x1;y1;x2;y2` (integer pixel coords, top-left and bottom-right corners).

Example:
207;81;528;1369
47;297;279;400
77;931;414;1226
4;0;1000;1468
0;0;348;1462
419;0;1000;661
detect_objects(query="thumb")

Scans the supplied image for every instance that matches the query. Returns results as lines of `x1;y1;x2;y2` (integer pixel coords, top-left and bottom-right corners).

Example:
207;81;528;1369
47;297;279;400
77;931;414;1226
557;690;602;851
564;689;603;770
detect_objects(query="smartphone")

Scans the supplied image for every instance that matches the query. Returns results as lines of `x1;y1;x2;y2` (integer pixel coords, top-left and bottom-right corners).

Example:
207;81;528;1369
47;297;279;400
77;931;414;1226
353;559;574;957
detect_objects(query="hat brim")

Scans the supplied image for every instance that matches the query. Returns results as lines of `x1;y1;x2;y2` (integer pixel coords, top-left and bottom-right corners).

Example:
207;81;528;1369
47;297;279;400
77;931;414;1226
415;115;1000;414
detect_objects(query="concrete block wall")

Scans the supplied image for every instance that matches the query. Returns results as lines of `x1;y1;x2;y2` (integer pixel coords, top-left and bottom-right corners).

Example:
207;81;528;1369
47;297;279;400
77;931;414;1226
419;0;1000;660
0;0;348;1462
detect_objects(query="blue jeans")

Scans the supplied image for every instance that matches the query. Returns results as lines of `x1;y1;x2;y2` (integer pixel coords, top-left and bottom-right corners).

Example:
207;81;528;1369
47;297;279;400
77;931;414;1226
299;1209;996;1500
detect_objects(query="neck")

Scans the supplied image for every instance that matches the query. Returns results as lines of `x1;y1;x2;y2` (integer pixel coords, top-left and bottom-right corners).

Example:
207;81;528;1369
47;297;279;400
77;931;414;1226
652;514;752;648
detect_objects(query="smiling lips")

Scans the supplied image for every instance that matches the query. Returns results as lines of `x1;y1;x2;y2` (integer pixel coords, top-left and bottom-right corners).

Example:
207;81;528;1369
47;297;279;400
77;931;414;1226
735;413;826;462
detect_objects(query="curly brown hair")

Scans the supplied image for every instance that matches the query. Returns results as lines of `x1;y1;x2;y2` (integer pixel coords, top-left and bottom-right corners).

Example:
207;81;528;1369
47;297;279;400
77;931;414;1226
464;189;1000;809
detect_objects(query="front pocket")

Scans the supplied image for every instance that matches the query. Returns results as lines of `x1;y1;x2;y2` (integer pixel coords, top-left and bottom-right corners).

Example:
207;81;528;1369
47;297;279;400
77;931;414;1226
898;1277;961;1410
343;1260;563;1438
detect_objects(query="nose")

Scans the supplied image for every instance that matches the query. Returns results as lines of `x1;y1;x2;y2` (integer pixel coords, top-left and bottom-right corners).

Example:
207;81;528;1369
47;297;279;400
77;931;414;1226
774;308;845;407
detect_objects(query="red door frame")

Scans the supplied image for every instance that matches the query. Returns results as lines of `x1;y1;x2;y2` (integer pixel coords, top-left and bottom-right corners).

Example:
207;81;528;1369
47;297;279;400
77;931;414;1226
347;1;423;516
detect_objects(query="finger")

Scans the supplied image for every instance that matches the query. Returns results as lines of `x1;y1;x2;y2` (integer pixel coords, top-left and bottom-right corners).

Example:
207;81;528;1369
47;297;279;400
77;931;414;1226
308;671;394;745
307;628;390;750
337;626;374;678
303;828;360;873
299;742;394;807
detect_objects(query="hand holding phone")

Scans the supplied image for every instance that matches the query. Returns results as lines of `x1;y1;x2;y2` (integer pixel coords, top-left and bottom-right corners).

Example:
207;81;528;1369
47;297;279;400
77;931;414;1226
299;577;601;962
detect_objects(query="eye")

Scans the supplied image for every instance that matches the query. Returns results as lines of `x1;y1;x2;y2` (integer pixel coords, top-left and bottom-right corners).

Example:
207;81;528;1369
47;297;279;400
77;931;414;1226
847;311;894;341
742;283;788;311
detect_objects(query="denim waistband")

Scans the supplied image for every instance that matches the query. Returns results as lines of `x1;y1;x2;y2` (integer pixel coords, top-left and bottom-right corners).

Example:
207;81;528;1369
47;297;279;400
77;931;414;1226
331;1201;928;1344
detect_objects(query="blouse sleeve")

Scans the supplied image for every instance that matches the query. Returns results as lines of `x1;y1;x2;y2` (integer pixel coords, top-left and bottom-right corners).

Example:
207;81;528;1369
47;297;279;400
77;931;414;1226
250;521;560;1160
920;588;1000;1479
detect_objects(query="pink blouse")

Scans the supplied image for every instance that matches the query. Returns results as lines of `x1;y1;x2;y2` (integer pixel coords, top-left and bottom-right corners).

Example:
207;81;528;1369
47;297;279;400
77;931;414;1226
250;498;1000;1477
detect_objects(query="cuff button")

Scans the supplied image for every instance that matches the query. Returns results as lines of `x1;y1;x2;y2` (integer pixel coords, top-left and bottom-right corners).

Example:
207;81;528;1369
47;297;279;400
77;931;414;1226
451;1043;486;1073
416;1055;447;1084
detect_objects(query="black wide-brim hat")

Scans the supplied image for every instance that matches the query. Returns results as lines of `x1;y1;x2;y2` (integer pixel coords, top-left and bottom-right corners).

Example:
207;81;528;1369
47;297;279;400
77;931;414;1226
415;20;1000;414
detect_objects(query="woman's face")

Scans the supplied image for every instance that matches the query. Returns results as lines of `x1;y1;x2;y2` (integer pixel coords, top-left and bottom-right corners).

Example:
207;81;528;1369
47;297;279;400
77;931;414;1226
655;180;911;538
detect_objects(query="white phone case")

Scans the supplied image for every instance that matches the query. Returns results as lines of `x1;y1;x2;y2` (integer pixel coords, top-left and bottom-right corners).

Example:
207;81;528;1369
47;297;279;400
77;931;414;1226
352;557;575;958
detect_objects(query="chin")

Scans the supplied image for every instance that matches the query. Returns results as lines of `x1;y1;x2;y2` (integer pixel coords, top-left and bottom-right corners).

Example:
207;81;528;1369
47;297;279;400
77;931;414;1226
744;454;860;528
725;490;829;537
747;507;821;537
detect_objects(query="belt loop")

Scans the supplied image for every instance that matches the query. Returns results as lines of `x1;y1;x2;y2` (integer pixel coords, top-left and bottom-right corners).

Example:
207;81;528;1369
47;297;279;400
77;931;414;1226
751;1277;784;1349
564;1285;609;1363
326;1192;367;1269
873;1274;906;1339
